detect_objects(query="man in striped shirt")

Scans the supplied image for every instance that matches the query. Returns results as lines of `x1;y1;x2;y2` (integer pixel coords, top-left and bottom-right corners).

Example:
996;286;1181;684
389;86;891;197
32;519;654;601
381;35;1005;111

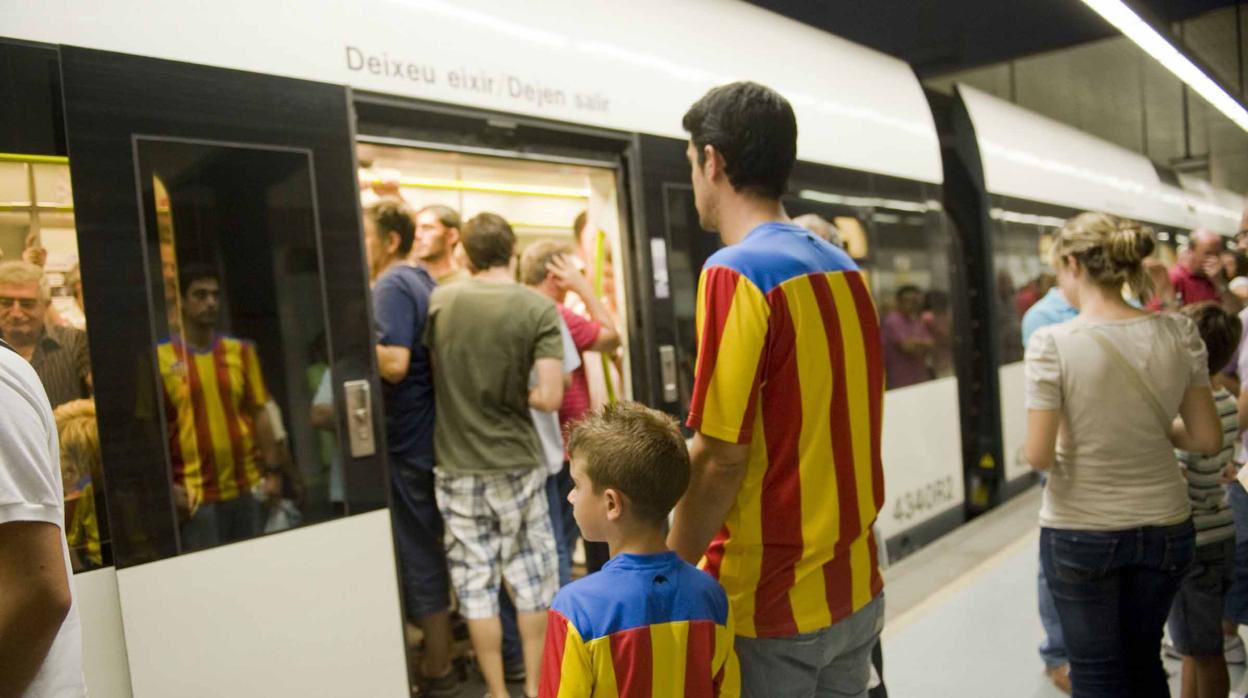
668;82;886;697
158;263;282;552
0;261;92;409
1168;301;1243;697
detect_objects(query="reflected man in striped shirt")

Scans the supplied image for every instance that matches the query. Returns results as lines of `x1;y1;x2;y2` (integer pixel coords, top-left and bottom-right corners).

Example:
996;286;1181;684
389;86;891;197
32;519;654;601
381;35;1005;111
157;263;283;552
668;82;887;698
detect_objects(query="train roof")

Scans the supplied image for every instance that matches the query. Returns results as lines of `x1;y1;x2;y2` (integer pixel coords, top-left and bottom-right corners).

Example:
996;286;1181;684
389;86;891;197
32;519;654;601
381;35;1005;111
959;84;1242;234
4;0;944;185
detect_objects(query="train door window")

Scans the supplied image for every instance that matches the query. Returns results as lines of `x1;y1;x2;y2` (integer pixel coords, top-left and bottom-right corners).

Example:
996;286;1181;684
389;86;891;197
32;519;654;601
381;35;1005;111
0;153;110;570
989;199;1072;364
134;138;336;553
357;143;631;403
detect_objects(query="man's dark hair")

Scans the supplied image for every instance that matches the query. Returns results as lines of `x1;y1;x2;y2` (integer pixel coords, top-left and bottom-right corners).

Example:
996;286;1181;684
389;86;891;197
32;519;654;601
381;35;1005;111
1181;301;1243;374
179;262;220;298
896;284;922;300
567;401;691;525
461;213;516;271
419;204;461;232
681;81;797;200
369;199;416;257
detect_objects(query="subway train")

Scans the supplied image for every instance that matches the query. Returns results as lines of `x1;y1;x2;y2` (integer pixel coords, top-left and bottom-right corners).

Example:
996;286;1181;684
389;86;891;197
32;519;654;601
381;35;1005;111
1;0;1243;695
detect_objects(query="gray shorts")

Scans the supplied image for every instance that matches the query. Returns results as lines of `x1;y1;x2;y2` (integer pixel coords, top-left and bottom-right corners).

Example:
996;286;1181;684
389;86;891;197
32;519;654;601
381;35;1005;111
736;594;885;698
1168;538;1234;657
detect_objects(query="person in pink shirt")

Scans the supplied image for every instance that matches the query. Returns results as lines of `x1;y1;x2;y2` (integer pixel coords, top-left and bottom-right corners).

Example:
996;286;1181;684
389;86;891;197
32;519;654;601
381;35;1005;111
882;285;933;389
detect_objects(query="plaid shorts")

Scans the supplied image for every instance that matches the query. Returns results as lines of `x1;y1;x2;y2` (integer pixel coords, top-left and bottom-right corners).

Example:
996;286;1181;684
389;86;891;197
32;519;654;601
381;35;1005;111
434;467;559;619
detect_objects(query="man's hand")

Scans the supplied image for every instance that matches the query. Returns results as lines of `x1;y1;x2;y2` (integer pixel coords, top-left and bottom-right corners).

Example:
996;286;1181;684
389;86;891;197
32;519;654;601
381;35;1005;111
547;254;594;298
263;471;283;501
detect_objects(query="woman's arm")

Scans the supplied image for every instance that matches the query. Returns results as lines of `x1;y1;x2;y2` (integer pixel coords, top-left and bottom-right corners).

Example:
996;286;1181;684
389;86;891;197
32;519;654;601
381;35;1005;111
1024;409;1061;471
1172;385;1222;455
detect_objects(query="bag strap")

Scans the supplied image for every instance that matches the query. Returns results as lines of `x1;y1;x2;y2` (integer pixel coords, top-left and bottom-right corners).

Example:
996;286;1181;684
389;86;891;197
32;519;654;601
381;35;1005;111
1081;328;1172;433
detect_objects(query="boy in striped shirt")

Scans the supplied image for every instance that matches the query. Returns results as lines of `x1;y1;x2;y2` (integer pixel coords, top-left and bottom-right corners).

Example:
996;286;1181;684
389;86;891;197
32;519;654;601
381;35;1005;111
540;402;739;697
1168;301;1243;698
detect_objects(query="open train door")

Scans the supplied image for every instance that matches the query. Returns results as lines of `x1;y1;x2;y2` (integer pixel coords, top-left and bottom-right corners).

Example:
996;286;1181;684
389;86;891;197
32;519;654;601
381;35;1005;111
59;46;408;696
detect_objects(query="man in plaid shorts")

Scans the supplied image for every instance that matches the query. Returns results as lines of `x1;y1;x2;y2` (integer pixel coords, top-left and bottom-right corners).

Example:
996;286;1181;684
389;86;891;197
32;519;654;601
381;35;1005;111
424;212;564;698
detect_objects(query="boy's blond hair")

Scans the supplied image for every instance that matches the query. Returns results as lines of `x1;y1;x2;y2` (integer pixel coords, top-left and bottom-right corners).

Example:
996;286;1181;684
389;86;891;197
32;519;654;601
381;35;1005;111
54;399;100;491
567;401;690;524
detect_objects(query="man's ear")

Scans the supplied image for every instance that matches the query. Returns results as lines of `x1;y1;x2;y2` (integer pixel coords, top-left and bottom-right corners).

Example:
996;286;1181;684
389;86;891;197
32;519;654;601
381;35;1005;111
448;227;461;247
386;230;403;256
703;144;725;183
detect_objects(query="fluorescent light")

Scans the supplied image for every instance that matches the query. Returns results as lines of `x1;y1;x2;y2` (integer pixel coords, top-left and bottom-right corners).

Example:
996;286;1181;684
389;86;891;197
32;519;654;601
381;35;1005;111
1080;0;1248;131
989;208;1068;227
797;189;932;212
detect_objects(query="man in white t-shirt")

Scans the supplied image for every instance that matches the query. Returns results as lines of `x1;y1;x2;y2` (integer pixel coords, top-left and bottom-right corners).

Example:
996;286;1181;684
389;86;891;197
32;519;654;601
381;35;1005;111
0;337;86;697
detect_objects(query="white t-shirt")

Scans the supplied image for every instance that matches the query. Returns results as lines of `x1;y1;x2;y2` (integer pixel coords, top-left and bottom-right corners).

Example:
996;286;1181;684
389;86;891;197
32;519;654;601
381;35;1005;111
0;344;87;697
1026;313;1208;530
530;318;581;475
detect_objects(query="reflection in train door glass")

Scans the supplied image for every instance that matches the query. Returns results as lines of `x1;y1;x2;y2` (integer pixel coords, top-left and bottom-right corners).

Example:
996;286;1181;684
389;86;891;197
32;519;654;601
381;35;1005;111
135;138;337;554
0;153;111;570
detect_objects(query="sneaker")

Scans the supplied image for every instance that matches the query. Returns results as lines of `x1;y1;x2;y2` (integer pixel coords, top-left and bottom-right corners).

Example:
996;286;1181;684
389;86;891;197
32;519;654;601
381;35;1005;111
1163;639;1181;661
1227;634;1247;665
504;661;526;684
1045;664;1072;695
414;670;461;698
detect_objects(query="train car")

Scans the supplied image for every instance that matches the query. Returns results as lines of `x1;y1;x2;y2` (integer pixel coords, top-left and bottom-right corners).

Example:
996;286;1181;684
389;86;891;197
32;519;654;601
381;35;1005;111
942;83;1242;509
2;0;973;694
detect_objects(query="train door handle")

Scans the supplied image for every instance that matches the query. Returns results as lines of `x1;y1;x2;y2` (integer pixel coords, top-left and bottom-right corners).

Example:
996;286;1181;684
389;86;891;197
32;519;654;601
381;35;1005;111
343;379;376;458
659;345;678;403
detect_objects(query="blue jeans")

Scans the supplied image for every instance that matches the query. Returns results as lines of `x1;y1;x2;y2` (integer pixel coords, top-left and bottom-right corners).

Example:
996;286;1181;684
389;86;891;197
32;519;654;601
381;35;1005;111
1038;562;1068;668
1036;474;1068;669
179;492;261;552
501;472;570;666
1224;483;1248;624
1041;521;1195;698
736;594;885;698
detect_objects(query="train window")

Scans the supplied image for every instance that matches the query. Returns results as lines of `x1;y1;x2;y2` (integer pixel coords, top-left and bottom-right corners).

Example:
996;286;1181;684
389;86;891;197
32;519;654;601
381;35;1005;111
135;138;335;553
356;143;632;405
989;199;1072;364
663;169;954;397
0;154;111;570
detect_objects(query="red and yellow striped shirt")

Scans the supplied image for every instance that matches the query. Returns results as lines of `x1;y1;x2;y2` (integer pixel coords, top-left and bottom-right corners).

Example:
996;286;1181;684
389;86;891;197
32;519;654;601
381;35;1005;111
540;551;738;697
688;222;885;639
158;336;269;505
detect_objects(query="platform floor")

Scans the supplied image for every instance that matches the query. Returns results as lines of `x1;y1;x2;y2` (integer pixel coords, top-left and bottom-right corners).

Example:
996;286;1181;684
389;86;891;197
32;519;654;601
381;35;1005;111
882;487;1248;697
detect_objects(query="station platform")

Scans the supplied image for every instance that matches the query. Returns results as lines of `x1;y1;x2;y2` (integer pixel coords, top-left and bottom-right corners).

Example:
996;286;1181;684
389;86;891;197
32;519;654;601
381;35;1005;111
882;487;1248;697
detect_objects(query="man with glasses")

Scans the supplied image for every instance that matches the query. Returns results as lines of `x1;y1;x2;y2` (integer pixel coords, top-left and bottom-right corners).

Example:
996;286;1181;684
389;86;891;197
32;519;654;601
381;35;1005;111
0;261;91;409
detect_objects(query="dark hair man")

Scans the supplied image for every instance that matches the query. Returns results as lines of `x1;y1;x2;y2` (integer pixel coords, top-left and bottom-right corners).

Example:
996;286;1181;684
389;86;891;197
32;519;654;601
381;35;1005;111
0;336;85;697
424;212;564;698
157;263;284;551
413;204;469;286
668;81;887;698
364;199;458;696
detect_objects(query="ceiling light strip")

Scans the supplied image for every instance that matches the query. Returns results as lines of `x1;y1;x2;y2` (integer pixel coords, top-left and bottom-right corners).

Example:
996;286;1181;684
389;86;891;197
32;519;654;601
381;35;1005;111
1080;0;1248;131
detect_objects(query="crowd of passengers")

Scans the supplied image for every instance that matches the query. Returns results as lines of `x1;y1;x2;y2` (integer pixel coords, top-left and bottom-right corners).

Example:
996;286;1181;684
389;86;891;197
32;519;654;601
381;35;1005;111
8;79;1248;698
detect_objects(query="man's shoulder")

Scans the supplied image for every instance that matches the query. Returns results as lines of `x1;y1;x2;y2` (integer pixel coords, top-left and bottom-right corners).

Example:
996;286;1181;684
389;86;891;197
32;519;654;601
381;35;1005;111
379;263;434;294
704;223;858;296
45;323;86;344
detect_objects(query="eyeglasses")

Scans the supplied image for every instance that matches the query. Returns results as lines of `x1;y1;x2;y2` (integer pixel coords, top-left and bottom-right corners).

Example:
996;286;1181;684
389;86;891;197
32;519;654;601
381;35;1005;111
0;297;40;311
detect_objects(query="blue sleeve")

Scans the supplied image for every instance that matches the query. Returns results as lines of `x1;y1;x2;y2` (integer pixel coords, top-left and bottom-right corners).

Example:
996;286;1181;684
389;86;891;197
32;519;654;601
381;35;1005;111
1020;306;1047;350
375;273;427;350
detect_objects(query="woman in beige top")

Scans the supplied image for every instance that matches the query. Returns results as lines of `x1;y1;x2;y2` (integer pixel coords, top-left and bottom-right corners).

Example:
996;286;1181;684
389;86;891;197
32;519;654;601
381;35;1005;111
1024;212;1222;698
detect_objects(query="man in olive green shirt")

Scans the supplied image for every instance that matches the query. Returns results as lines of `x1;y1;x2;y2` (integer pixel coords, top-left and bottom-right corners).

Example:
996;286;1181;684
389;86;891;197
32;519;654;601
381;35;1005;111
423;212;563;698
